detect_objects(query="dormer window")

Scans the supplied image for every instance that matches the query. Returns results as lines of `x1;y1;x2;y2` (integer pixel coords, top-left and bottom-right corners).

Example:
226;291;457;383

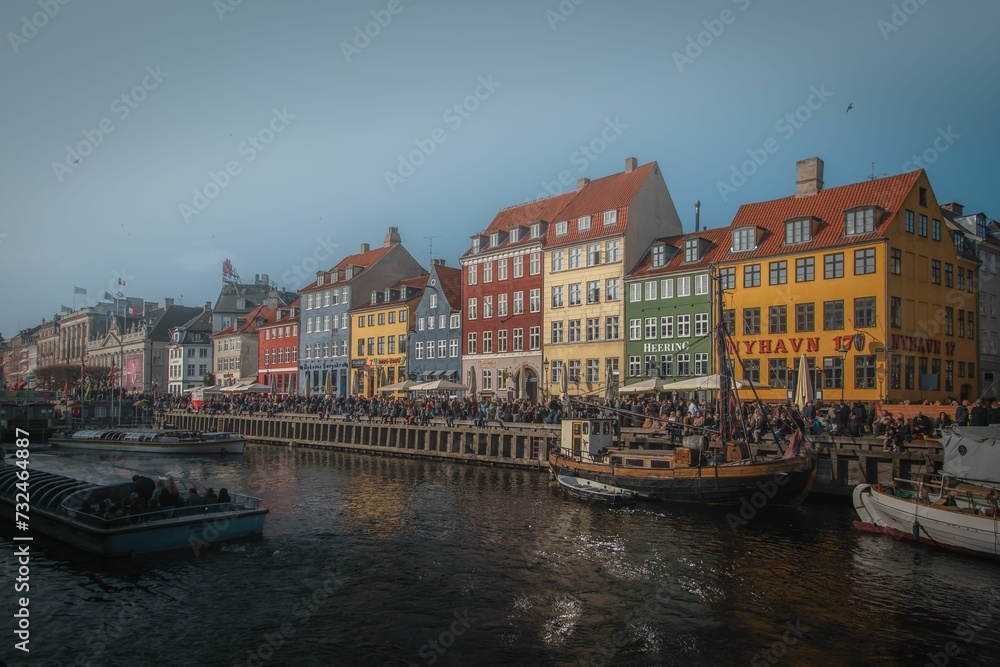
531;223;541;238
578;215;591;231
345;267;354;280
385;288;392;301
509;228;519;243
684;238;700;263
371;291;378;305
317;273;324;286
472;237;481;253
236;298;246;309
731;227;757;252
651;245;667;268
845;207;877;236
784;217;815;244
555;221;568;236
490;232;499;247
603;210;618;226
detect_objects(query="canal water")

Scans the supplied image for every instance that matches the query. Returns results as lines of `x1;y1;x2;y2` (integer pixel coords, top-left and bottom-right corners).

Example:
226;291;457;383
3;444;1000;666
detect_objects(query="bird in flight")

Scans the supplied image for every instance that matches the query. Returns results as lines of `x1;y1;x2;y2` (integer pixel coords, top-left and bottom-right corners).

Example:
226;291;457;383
846;103;853;113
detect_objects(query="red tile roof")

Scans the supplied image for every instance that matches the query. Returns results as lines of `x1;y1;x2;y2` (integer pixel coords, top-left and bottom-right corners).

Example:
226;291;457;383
433;264;463;309
628;227;732;279
462;191;577;259
723;170;923;259
212;304;275;337
298;244;394;293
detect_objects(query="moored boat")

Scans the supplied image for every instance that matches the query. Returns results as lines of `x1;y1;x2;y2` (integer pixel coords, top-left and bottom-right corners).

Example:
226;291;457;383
556;474;641;504
48;429;245;455
853;425;1000;560
0;464;267;556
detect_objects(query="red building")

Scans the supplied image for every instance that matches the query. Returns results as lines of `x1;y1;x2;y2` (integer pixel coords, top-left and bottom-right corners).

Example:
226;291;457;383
257;299;300;394
460;191;575;402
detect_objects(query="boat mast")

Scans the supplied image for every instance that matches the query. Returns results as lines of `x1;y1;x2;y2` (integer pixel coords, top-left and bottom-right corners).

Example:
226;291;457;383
714;265;731;441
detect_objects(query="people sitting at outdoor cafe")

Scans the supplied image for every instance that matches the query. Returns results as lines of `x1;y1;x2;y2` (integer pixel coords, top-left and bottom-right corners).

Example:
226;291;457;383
911;410;934;439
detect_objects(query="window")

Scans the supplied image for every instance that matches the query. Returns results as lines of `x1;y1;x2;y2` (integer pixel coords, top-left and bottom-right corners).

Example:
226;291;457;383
605;240;620;263
676;354;691;376
659;316;674;339
890;297;902;328
890;248;901;275
483;296;493;318
958;267;965;291
569;283;582;306
693;353;709;375
552;251;564;272
587;243;601;267
513;255;524;278
603;210;617;226
513;328;523;351
744;264;761;288
482;369;492;391
968;311;975;340
677;315;691;338
945;360;954;392
417;318;426;332
919;187;927;206
586;358;600;382
854;249;876;275
946;308;954;336
551;286;564;308
467;298;477;320
651;245;667;267
695;312;709;336
823;357;843;390
732;227;756;252
645;281;658;301
605;278;620;301
677;276;691;297
578;215;591;231
854;297;876;328
530;326;540;349
555;220;568;236
769;261;787;285
769;359;789;388
824;253;844;279
769;306;787;334
695;274;709;295
684;238;700;262
824;300;844;330
425;340;434;358
855;355;876;389
932;218;941;241
905;210;914;233
722;309;735;335
550;360;563;384
496;259;508;281
468;264;478;285
629;356;641;378
587;281;600;304
586;318;600;342
497;294;508;317
529;251;540;275
529;289;540;312
845;208;876;235
530;223;541;238
551;321;564;344
890;355;901;389
795;258;815;282
629;283;642;303
658;355;672;377
785;218;813;244
931;260;941;284
483;262;493;283
743;307;760;335
743;359;760;383
645;318;657;339
918;214;928;237
450;313;460;328
796;303;814;332
482;331;493;353
630;318;642;341
945;263;953;287
605;316;619;340
467;332;477;354
565;319;581;343
661;278;673;298
719;267;736;290
513;291;524;315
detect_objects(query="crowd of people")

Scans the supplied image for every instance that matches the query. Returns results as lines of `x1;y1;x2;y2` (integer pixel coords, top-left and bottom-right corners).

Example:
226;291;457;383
77;474;234;526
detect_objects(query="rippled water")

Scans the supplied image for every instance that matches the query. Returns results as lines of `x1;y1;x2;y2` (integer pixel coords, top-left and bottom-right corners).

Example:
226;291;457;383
4;444;1000;666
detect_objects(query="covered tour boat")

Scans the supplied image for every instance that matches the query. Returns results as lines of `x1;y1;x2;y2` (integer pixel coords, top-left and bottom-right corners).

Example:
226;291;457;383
48;429;245;455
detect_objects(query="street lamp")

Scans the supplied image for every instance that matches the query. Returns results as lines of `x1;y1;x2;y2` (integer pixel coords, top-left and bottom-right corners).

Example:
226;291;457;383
542;358;549;402
838;343;851;402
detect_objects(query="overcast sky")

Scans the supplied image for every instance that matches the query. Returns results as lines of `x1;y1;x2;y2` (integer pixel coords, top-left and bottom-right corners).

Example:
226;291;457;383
2;0;998;338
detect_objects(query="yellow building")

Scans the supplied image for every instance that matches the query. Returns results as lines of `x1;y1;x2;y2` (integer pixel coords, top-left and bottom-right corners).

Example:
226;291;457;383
541;158;684;399
722;158;979;404
349;276;427;397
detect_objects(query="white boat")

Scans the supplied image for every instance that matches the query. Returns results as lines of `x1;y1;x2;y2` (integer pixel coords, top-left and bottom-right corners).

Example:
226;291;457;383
853;426;1000;560
49;429;245;455
0;464;267;556
556;475;641;504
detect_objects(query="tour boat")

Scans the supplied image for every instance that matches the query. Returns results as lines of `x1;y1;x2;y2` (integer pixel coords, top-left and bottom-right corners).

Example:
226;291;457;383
549;419;816;504
556;474;641;504
48;429;246;455
0;464;267;556
853;426;1000;560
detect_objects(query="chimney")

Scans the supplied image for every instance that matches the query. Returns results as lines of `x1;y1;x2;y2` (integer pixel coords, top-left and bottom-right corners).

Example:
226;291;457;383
577;178;590;191
695;200;701;232
384;226;401;247
164;297;174;309
795;157;824;198
204;301;212;312
261;273;269;286
266;290;279;309
942;202;965;215
431;258;445;266
360;243;370;253
625;157;638;173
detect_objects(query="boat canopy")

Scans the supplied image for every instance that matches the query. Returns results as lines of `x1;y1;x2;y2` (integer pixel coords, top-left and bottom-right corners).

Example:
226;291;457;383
940;426;1000;484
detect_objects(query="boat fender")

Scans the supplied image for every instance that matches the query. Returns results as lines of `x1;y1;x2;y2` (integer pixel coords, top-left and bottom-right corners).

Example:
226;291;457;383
547;474;555;482
912;520;920;542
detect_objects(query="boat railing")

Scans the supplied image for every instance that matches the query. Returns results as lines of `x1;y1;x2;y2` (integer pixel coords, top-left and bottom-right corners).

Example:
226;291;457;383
61;494;265;529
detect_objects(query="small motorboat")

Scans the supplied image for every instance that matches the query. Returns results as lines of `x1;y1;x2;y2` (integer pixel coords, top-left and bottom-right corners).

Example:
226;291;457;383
556;475;640;504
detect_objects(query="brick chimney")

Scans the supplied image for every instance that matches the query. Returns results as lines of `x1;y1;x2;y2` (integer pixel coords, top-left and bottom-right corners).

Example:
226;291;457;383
204;301;212;312
164;297;174;309
360;243;370;253
625;157;638;173
796;157;824;198
384;226;401;247
577;178;590;191
431;258;445;266
941;202;965;215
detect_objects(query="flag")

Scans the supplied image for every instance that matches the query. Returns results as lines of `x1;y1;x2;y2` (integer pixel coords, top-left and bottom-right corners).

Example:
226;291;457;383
61;305;72;313
127;307;137;316
74;286;87;295
118;277;126;286
104;291;114;301
116;290;124;299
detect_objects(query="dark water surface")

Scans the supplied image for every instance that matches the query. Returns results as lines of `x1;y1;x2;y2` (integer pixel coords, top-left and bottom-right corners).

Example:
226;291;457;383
3;444;1000;667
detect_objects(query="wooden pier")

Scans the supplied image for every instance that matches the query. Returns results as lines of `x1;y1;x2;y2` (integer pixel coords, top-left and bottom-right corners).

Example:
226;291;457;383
158;411;943;498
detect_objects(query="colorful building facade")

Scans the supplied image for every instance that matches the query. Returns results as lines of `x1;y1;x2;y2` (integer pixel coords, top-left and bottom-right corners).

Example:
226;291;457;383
409;260;463;384
258;300;300;394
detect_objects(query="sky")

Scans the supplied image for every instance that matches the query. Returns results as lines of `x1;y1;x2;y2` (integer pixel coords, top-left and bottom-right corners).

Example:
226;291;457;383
1;0;998;338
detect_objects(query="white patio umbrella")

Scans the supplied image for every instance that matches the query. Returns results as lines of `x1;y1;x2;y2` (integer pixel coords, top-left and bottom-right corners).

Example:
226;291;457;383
604;364;615;401
467;367;477;397
619;377;674;394
412;379;469;392
794;353;814;408
518;368;527;400
379;379;420;393
661;374;770;392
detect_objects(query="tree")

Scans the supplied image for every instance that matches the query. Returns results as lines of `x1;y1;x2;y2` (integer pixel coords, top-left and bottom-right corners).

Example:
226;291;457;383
203;372;215;386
